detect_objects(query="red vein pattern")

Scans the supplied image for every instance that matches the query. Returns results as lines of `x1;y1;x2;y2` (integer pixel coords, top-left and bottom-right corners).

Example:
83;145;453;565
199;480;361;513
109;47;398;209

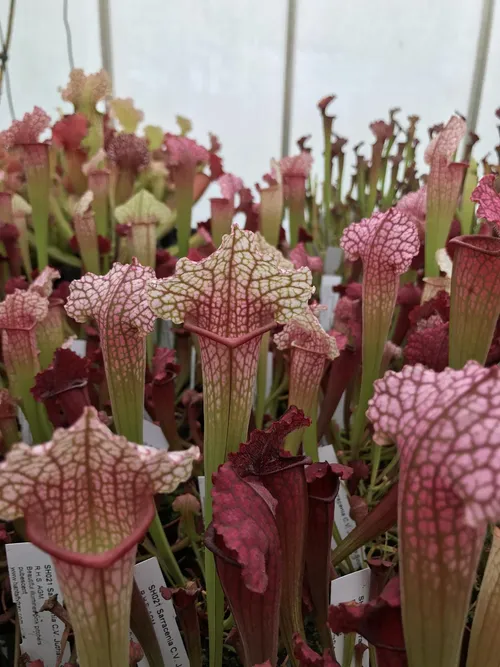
0;289;48;399
65;259;156;443
0;107;50;147
0;406;198;667
207;463;282;667
275;307;338;453
149;226;312;664
396;186;427;239
72;191;100;274
278;153;313;200
424;116;467;276
448;234;500;368
210;197;234;247
31;267;60;297
0;388;18;451
36;303;67;370
27;267;65;370
367;362;500;667
148;224;313;469
340;208;419;450
471;174;500;225
276;154;313;246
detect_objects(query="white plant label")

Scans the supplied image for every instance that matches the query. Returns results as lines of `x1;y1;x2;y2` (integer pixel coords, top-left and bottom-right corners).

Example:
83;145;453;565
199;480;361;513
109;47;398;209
319;275;342;330
266;350;274;397
6;543;70;665
69;338;87;358
158;320;174;348
198;476;206;524
318;443;365;570
143;419;169;450
134;558;189;667
330;568;371;666
17;408;32;445
6;546;188;666
324;246;344;274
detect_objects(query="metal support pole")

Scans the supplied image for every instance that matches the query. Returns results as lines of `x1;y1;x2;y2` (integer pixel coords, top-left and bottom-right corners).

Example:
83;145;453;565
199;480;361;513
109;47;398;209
464;0;495;136
98;0;114;93
280;0;297;158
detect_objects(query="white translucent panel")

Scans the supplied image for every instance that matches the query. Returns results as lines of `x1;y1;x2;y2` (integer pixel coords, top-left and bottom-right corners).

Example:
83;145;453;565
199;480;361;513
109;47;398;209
110;0;287;220
477;4;500;164
0;0;101;129
291;0;485;177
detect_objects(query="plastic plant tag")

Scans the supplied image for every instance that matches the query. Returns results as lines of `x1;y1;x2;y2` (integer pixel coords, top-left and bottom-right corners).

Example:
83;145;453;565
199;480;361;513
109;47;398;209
6;542;70;665
17;407;33;445
198;475;206;523
324;246;343;274
143;419;169;450
319;275;342;330
330;568;371;667
266;350;273;397
69;338;87;357
158;320;174;348
134;557;190;667
318;442;364;570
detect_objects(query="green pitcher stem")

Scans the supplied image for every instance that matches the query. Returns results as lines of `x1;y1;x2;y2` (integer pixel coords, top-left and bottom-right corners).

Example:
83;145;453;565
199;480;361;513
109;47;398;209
148;512;185;587
322;116;333;234
104;337;146;445
366;444;382;505
56;558;133;667
366;141;384;216
201;337;259;667
255;333;270;429
302;394;319;462
49;194;74;243
9;351;51;443
448;236;500;368
424;222;441;278
22;390;52;443
26;171;49;269
285;349;325;455
289;198;304;249
458;160;477;235
184;517;205;578
176;181;195;258
260;186;283;248
93;192;109;238
351;277;396;457
82;247;101;275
